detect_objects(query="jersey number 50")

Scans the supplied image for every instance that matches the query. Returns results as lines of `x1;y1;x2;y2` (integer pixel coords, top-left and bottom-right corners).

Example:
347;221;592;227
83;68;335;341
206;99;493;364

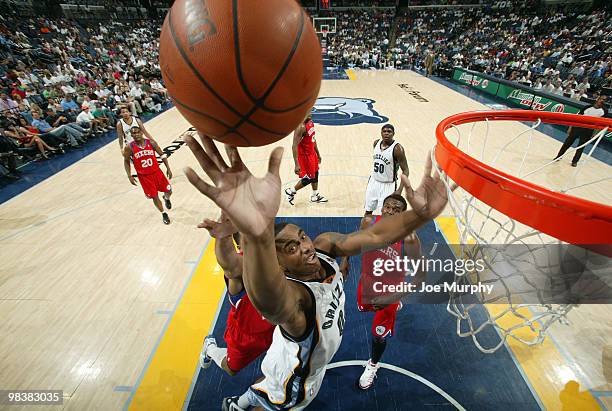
374;163;385;174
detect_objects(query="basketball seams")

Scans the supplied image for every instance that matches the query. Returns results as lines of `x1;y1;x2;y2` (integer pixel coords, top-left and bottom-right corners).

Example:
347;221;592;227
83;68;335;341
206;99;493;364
231;0;257;104
222;1;310;138
232;2;313;114
166;7;281;140
171;95;251;145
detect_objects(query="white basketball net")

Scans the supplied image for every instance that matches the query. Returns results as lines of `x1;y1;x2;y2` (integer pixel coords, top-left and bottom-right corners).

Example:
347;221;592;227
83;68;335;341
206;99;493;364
432;113;610;353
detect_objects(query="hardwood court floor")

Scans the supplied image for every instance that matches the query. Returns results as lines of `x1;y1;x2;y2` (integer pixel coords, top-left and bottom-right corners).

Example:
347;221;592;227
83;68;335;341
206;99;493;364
0;70;610;410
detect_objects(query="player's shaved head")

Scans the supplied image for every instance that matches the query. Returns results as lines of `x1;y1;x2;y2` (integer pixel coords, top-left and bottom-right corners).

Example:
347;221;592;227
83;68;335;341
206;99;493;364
274;222;292;237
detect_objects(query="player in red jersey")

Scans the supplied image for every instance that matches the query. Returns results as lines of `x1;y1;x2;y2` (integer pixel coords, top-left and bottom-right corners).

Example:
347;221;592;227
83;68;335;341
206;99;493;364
123;126;173;224
357;193;425;390
285;113;327;205
198;213;275;375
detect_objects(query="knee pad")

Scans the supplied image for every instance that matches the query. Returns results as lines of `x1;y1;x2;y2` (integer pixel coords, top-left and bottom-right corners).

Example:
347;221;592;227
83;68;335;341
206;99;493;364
300;176;312;186
310;171;319;184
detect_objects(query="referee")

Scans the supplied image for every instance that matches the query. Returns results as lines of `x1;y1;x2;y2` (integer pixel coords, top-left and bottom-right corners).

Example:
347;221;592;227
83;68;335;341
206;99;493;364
554;94;608;166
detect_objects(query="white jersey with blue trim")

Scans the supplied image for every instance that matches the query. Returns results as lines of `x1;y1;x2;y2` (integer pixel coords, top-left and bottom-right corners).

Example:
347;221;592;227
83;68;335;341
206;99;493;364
120;116;141;145
371;139;398;183
250;250;345;410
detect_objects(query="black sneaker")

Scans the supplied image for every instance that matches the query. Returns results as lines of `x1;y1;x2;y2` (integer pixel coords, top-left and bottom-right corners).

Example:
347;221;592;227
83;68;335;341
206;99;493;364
222;396;244;411
284;188;295;206
162;212;170;225
164;196;172;210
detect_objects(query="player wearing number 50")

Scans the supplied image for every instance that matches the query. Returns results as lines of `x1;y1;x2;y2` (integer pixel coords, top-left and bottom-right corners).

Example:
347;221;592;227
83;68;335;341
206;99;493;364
123;126;173;225
183;134;450;411
364;124;410;216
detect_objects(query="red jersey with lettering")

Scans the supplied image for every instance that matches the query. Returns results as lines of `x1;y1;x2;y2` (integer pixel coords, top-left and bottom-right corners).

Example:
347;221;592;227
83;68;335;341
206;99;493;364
358;215;405;338
223;270;275;372
131;139;160;175
297;118;316;155
297;118;319;179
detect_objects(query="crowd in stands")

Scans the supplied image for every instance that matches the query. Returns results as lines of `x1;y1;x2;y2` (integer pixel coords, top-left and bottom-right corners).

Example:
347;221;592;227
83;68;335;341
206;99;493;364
393;5;611;100
1;1;611;183
325;4;611;102
0;12;168;182
327;9;394;69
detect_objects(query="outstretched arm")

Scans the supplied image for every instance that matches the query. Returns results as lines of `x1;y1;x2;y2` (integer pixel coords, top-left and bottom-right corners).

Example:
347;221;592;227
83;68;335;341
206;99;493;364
184;135;311;338
315;208;423;257
198;214;242;279
215;236;242;279
315;153;449;257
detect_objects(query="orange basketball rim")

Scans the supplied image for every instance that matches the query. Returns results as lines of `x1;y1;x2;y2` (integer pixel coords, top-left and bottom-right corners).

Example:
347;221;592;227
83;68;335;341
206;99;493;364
434;110;612;251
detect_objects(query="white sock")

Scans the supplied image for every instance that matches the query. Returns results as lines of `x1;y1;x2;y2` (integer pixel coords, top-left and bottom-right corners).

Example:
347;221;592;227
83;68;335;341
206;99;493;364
312;190;318;197
208;345;227;368
237;392;252;408
288;188;296;195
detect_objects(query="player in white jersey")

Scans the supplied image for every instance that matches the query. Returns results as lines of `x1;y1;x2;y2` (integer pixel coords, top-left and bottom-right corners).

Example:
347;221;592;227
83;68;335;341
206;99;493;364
364;124;410;216
116;106;157;153
184;133;450;411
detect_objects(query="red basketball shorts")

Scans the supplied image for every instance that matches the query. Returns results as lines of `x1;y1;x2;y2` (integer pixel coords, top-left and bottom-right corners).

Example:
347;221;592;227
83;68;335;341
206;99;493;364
224;304;274;372
297;151;319;179
138;169;171;199
357;278;400;338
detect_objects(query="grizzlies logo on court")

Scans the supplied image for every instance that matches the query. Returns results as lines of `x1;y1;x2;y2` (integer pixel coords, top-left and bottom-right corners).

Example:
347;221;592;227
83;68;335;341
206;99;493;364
311;97;388;126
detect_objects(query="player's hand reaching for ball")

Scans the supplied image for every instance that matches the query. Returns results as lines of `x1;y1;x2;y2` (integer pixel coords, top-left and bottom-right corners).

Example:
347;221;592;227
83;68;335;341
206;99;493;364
198;211;237;239
184;133;283;238
401;152;452;221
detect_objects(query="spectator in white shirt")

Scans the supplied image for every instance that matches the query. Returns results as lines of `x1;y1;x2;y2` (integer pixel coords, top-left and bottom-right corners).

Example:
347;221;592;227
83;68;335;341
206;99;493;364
60;81;76;96
543;80;555;93
150;79;167;99
576;78;590;94
533;79;544;90
76;105;104;134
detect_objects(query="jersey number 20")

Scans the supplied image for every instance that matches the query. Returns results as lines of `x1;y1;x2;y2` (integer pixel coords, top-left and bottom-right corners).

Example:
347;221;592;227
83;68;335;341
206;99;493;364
141;158;153;168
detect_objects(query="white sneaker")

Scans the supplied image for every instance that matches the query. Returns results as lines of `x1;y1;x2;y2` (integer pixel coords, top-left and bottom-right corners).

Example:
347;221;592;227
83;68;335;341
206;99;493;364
199;335;216;369
222;396;245;411
358;360;379;389
310;193;328;203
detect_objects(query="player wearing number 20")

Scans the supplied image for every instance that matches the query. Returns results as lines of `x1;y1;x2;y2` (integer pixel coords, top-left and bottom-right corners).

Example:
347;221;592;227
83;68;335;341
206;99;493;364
364;124;409;216
123;126;173;225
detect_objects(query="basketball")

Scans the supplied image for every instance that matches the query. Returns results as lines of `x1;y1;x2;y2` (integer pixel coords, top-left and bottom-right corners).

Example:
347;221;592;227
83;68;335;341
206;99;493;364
159;0;322;147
